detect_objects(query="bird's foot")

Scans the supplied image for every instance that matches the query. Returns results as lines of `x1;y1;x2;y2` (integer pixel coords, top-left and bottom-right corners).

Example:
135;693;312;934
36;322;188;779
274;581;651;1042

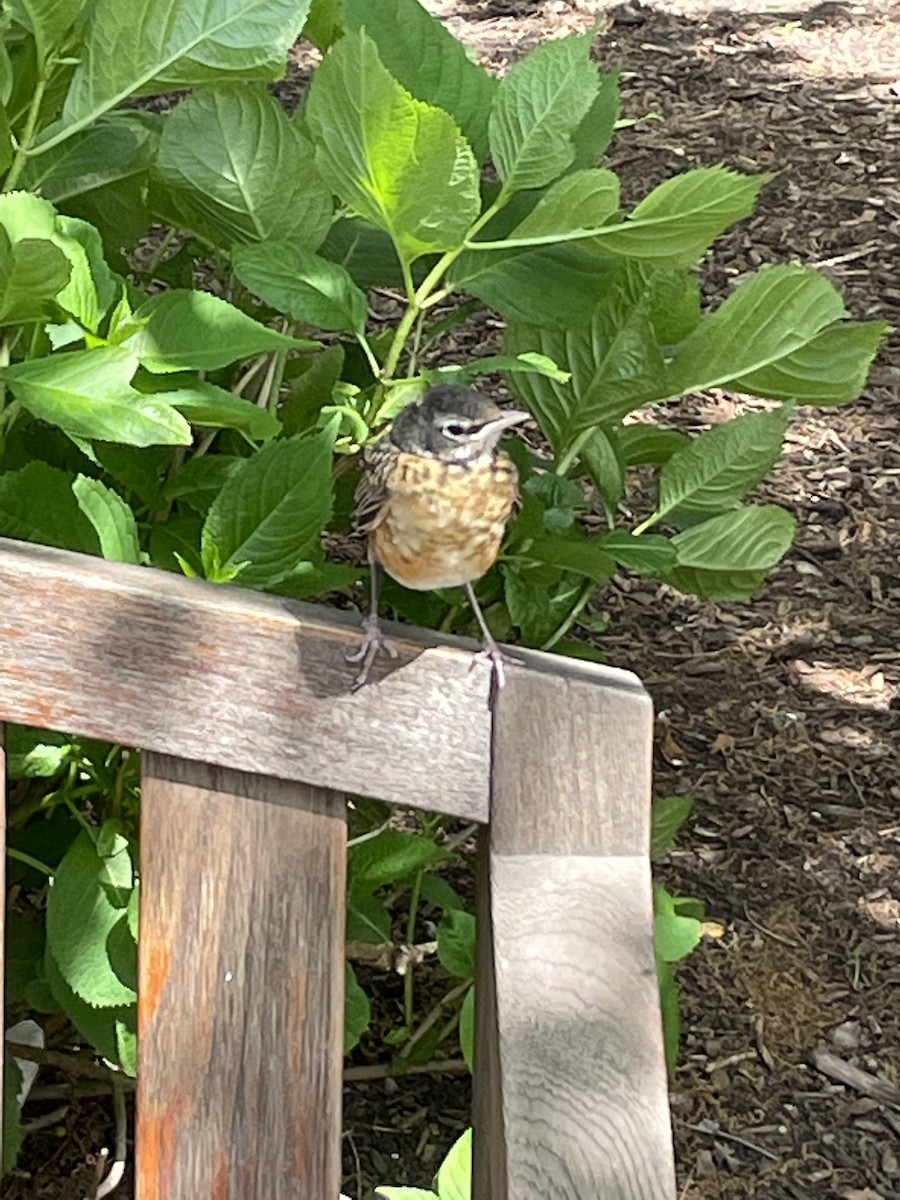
469;637;524;691
347;614;399;690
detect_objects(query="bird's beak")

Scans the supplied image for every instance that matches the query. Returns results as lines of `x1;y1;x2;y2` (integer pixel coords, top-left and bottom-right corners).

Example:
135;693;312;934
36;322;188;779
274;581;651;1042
488;409;530;433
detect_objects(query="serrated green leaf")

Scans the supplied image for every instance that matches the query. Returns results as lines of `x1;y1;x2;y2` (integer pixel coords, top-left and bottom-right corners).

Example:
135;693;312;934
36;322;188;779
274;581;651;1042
44;946;133;1063
500;168;620;244
666;264;847;395
56;0;313;134
570;70;620;167
123;289;315;373
46;829;137;1008
0;461;100;551
116;1013;138;1077
73;474;141;563
657;405;791;518
155;381;281;438
127;881;140;942
671;505;796;573
489;34;599;196
306;29;479;262
436;1129;472;1200
667;564;768;602
319;216;406;290
341;0;497;162
153;84;332;249
201;424;336;588
345;962;371;1054
588;166;769;264
596;531;676;575
233;240;367;332
348;829;450;899
437;909;476;979
0;347;193;445
735;319;889;406
95;443;168;507
450;242;622;329
651;795;694;858
579;426;625;510
163;454;244;513
6;726;74;779
19;114;159;202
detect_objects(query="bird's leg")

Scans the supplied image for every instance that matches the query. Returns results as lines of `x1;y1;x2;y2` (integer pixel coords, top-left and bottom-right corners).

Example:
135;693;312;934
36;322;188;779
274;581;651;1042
346;554;399;689
464;581;523;690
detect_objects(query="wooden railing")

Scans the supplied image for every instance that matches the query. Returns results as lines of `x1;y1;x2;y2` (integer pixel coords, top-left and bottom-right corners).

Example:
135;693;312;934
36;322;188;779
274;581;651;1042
0;537;676;1199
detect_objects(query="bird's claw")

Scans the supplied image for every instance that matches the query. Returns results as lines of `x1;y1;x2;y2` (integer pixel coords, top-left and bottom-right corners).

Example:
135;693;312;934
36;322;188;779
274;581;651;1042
469;639;524;691
347;614;399;689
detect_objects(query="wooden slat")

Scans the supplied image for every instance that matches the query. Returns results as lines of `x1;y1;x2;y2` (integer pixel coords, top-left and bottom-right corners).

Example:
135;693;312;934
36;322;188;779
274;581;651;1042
137;755;346;1200
0;539;491;819
474;671;676;1200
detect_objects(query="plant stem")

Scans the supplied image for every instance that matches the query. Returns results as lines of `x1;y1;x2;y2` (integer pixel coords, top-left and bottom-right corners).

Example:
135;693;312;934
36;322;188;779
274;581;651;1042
144;227;178;279
540;579;596;652
6;846;54;875
632;511;661;536
4;77;48;191
555;428;595;476
355;332;381;378
403;869;425;1030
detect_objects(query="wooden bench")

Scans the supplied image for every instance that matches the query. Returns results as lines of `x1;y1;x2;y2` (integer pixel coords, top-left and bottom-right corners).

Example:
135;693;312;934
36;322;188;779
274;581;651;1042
0;538;676;1199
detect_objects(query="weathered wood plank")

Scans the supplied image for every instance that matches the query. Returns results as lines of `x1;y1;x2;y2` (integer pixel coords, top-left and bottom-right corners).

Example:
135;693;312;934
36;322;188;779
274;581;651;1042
137;755;346;1200
0;726;5;1163
474;671;676;1200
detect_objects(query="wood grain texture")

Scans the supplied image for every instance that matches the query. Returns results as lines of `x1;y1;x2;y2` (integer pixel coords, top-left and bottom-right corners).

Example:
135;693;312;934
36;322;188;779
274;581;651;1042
137;755;346;1200
0;726;5;1163
473;671;676;1200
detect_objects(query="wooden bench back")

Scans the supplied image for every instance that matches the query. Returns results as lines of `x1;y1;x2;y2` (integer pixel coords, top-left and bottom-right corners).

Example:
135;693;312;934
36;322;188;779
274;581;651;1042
0;539;676;1199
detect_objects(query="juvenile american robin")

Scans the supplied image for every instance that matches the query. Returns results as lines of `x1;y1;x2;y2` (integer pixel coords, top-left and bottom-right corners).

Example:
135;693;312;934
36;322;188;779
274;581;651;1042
347;384;529;690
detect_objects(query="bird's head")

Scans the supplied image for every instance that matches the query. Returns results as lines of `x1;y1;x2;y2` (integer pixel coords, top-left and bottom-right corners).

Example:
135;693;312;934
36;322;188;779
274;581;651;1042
389;385;528;465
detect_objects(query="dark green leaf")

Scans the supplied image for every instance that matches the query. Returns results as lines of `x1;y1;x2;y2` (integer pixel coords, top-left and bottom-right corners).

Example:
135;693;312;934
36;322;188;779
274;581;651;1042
459;986;474;1071
651;795;694;858
2;1057;23;1176
319;217;405;290
19;115;159;202
346;893;392;943
281;344;345;435
570;70;620;167
157;381;281;438
437;909;476;978
526;535;616;584
162;455;244;513
596;531;676;575
345;963;371;1053
153;84;332;249
5;913;45;1004
618;424;688;466
201;424;336;588
0;227;71;323
0;461;99;552
579;426;625;510
348;829;450;898
44;947;132;1063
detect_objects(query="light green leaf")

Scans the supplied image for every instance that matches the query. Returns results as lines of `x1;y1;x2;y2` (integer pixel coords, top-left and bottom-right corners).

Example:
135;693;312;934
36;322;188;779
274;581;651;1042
73;474;141;564
436;351;570;386
502;168;620;244
344;962;371;1054
437;910;476;979
589;166;770;264
306;29;479;261
153;84;332;248
6;0;83;66
201;423;336;588
671;505;796;572
44;948;133;1063
666;264;847;395
596;531;676;575
57;0;313;135
657;405;791;518
734;319;889;406
46;829;137;1007
580;426;625;511
489;34;599;197
302;0;341;50
667;565;768;602
0;462;99;551
233;240;367;332
341;0;498;162
570;70;620;167
155;381;281;438
657;957;681;1075
436;1129;472;1200
123;289;315;373
654;884;701;963
0;347;193;445
651;795;694;859
0;228;71;323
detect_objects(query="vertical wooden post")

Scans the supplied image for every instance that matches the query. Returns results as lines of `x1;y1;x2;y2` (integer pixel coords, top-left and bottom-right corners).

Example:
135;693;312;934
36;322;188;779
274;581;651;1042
136;755;346;1200
474;668;676;1200
0;724;5;1161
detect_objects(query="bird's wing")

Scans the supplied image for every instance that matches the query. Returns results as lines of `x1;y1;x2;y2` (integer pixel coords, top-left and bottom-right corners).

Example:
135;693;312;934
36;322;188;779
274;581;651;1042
352;438;395;533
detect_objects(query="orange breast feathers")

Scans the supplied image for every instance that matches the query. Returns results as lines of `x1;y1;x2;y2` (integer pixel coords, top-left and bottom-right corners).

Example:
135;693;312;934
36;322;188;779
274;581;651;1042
369;452;519;592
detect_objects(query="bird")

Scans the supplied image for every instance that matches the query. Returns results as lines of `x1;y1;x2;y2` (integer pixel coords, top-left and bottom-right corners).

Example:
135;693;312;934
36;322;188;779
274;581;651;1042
346;384;529;690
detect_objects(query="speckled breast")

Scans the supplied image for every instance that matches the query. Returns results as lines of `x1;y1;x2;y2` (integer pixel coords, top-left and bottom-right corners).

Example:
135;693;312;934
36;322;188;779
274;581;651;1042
370;452;519;591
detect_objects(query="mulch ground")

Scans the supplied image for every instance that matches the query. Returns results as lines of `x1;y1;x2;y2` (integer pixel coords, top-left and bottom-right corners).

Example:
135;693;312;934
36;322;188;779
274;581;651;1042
8;1;899;1197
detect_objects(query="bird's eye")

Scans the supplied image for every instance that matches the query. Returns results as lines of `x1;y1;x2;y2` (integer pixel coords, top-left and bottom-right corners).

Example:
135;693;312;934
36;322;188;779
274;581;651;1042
442;421;473;439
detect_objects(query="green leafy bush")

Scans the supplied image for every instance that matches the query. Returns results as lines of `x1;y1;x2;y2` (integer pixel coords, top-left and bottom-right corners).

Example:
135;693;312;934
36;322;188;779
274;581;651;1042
0;0;887;1178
